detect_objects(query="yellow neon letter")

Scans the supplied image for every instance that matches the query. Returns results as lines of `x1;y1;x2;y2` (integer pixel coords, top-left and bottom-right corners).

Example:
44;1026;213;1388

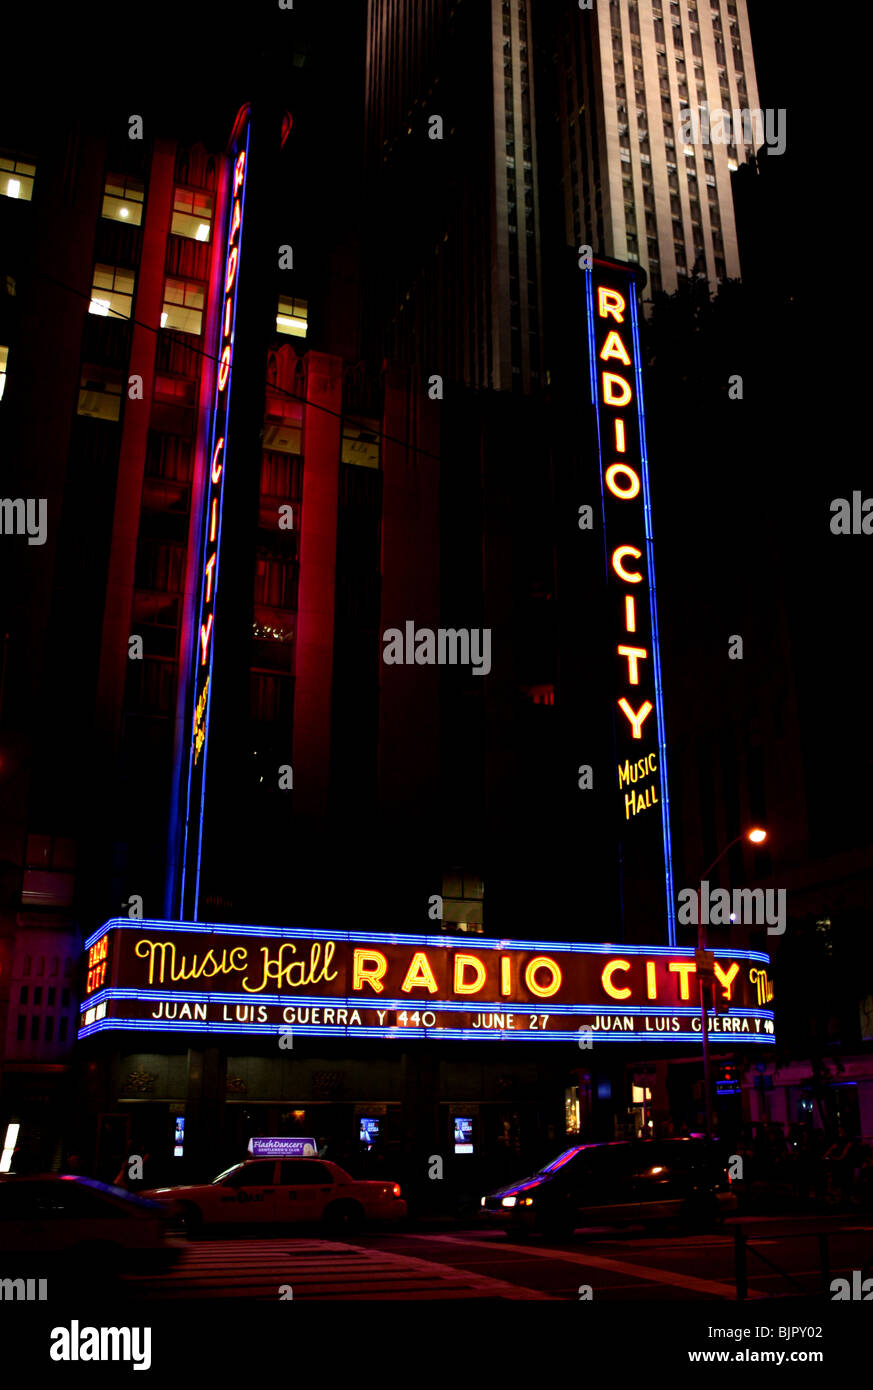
453;954;487;995
668;961;697;1000
524;956;562;998
598;287;626;322
611;545;643;583
352;949;388;993
599;330;632;366
401;951;439;994
617;697;654;739
602;373;632;407
617;644;648;684
601;959;632;1000
713;961;740;999
605;463;641;499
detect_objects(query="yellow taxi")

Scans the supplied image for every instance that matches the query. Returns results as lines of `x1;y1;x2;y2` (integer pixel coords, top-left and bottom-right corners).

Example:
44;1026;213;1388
144;1157;406;1235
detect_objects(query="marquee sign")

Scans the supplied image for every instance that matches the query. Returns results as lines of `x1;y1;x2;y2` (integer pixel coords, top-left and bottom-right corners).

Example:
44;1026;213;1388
178;108;251;921
586;260;676;944
79;920;775;1044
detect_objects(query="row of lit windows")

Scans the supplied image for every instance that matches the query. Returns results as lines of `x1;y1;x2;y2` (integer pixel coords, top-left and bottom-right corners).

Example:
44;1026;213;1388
87;261;308;343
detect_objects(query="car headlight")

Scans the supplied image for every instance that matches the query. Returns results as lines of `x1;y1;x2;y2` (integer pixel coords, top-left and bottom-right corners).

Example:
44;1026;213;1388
480;1197;486;1207
501;1196;517;1208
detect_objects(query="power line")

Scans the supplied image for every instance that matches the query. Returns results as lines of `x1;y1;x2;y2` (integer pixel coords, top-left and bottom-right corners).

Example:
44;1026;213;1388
31;266;443;464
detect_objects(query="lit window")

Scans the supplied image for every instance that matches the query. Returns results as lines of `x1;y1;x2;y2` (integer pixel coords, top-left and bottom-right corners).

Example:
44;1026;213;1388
77;365;123;421
276;296;308;337
89;264;134;319
171;187;213;241
0;156;35;201
0;345;7;401
102;174;145;225
161;277;204;335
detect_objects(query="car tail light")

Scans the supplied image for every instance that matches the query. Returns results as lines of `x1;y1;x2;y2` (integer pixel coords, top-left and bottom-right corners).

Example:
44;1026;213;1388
392;1183;402;1197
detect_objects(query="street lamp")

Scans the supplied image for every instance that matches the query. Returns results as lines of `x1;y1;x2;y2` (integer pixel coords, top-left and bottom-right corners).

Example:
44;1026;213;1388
695;827;768;1141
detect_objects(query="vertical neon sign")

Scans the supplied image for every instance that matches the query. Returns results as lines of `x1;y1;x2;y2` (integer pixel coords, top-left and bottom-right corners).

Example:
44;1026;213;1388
179;116;250;920
585;262;676;946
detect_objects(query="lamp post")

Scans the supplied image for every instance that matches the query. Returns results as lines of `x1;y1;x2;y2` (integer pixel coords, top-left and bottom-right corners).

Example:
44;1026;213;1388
695;828;768;1141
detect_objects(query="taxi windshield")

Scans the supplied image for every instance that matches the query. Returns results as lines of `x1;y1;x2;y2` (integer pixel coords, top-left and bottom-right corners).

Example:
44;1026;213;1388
212;1163;244;1185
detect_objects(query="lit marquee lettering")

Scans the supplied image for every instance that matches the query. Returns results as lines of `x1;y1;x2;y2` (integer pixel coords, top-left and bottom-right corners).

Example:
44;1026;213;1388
78;923;774;1042
179;111;250;918
587;262;676;941
85;934;110;995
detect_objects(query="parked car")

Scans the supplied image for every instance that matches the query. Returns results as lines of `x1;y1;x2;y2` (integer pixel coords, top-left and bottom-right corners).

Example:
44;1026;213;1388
143;1157;407;1235
0;1173;178;1278
480;1138;737;1238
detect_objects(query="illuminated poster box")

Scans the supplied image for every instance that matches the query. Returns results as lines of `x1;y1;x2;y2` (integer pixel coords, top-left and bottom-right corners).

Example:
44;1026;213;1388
78;920;775;1044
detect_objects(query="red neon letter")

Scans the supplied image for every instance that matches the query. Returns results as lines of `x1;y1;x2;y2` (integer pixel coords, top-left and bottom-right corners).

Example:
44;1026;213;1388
204;551;217;602
210;498;219;543
218;345;231;392
199;614;213;665
211;437;225;483
617;644;648;684
233;151;245;195
617;697;654;739
229;198;241;245
225;246;238;295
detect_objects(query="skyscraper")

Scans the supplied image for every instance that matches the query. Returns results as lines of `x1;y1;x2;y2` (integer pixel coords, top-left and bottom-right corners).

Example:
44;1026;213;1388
554;0;761;293
364;0;545;393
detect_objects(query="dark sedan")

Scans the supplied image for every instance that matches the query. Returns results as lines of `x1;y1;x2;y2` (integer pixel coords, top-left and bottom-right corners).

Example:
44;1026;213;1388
480;1138;737;1238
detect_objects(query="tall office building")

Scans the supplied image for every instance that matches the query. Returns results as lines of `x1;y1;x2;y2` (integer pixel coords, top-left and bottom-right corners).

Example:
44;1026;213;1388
553;0;760;293
364;0;545;393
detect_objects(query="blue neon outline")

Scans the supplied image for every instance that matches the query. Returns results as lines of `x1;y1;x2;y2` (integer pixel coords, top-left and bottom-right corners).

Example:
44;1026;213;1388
585;266;677;946
179;121;251;921
79;984;775;1021
77;1019;777;1044
84;916;771;961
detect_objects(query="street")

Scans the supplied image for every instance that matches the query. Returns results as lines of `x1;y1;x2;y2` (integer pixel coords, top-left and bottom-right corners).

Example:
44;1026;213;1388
119;1213;873;1302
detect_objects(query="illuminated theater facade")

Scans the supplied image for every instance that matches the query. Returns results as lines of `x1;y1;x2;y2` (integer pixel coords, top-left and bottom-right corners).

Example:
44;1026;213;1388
55;101;775;1195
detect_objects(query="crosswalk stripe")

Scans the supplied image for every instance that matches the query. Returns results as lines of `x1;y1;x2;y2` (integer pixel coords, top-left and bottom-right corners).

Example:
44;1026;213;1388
126;1238;555;1300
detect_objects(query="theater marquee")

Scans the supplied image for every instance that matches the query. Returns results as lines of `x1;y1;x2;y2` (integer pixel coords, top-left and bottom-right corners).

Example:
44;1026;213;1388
79;921;775;1044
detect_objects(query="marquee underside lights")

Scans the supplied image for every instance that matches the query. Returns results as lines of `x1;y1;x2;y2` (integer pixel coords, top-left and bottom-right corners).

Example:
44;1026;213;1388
178;109;251;921
586;261;676;945
78;920;776;1043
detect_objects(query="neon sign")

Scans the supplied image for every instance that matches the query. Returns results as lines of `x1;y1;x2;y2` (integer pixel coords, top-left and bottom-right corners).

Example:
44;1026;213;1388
586;261;676;944
78;919;775;1043
178;111;251;920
